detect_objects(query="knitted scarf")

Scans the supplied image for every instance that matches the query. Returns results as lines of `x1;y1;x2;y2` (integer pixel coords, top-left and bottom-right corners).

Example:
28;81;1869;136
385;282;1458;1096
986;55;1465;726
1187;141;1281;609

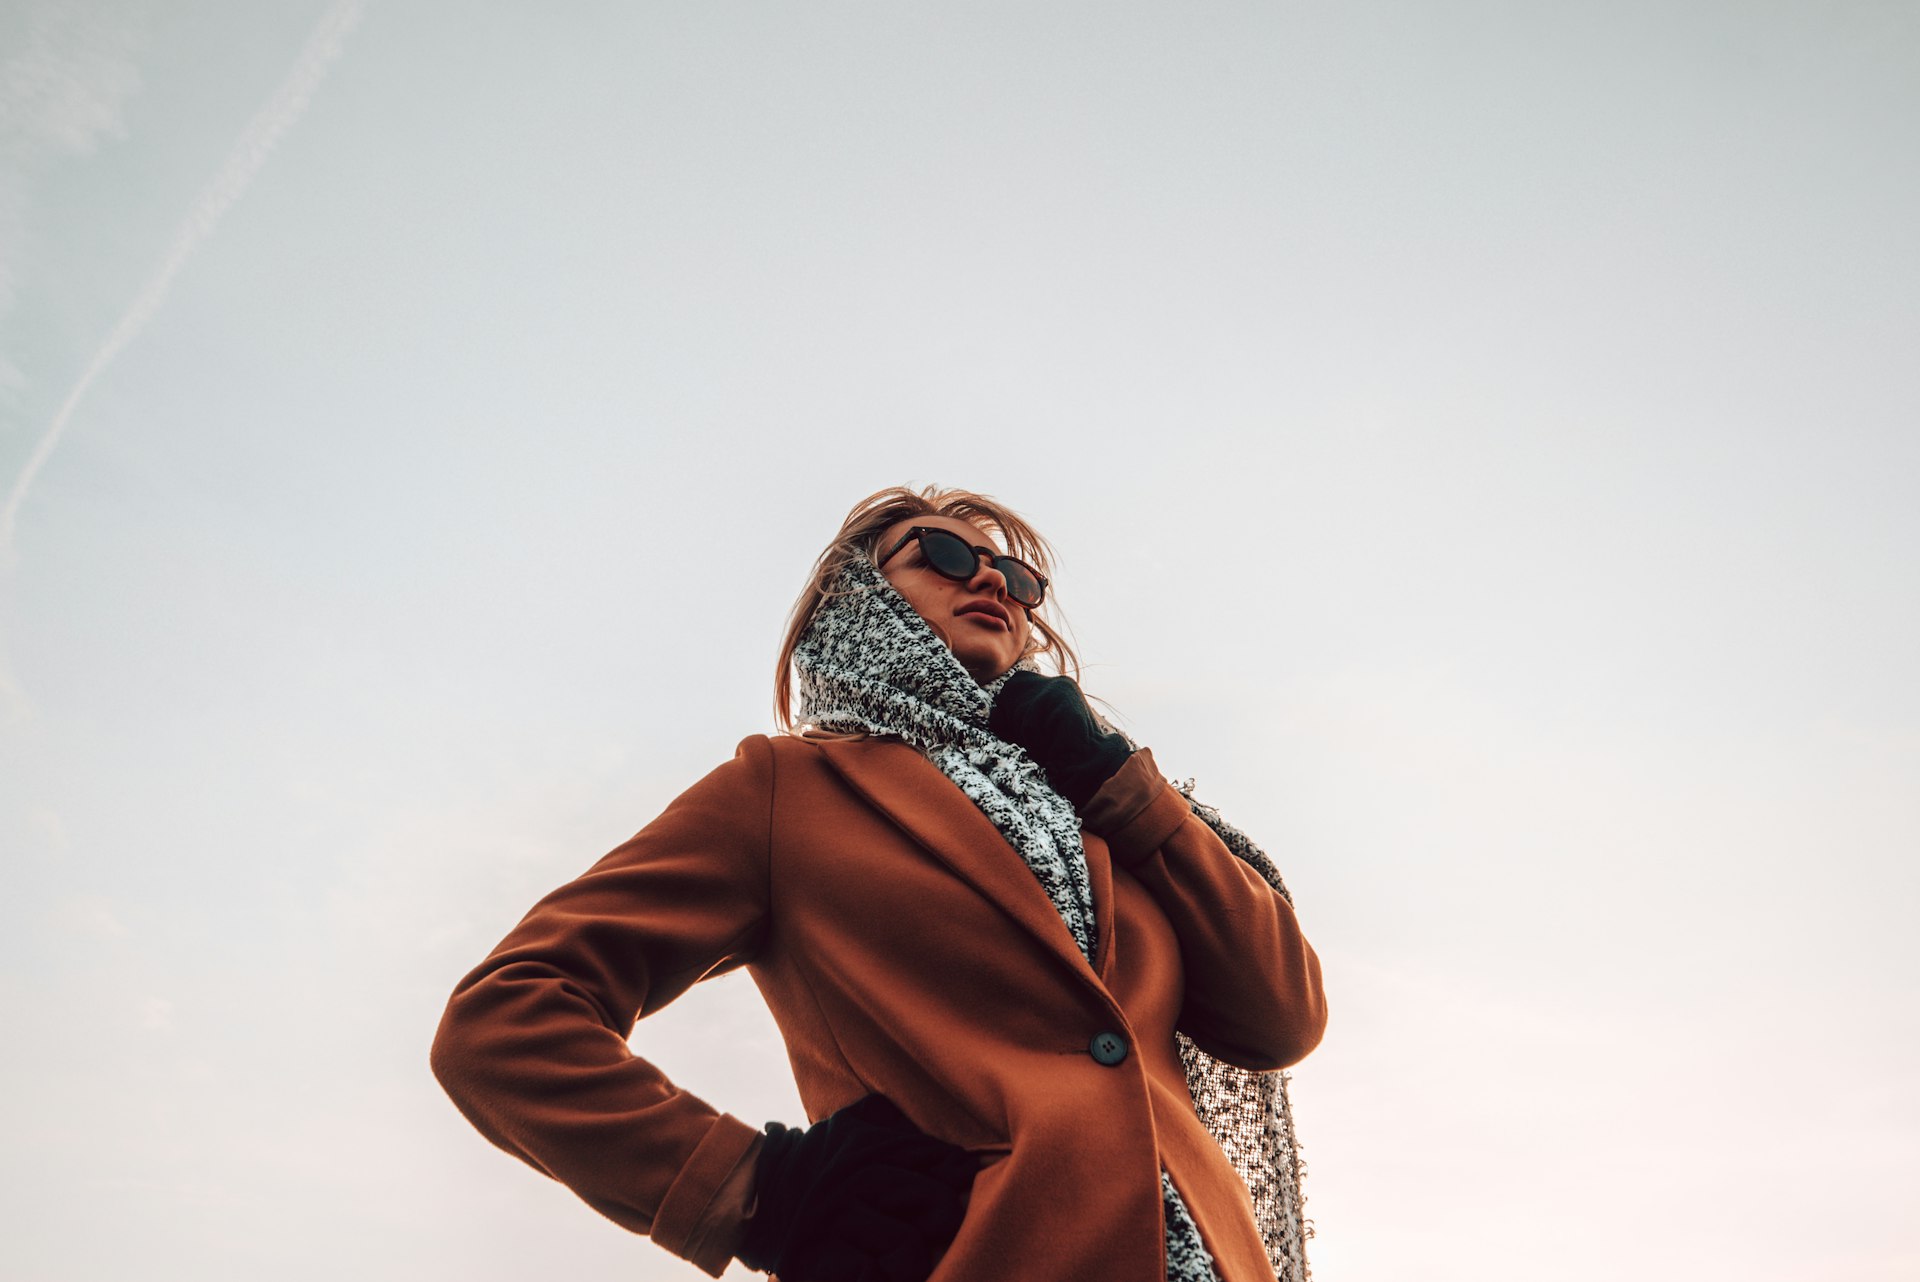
793;558;1311;1282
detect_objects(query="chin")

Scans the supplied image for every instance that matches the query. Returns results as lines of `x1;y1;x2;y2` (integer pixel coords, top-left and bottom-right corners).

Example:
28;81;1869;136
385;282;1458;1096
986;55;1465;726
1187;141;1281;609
956;649;1015;683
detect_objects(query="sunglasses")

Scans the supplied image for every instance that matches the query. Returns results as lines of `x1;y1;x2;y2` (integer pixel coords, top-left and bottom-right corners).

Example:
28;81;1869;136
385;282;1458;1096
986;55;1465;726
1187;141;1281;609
877;526;1049;610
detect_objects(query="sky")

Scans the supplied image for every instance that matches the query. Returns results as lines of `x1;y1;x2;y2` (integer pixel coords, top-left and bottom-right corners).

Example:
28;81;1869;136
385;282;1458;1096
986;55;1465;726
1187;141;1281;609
2;1;1916;1279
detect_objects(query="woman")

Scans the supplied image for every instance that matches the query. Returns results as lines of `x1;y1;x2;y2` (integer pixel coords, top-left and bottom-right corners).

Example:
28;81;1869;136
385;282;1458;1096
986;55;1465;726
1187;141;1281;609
431;486;1328;1282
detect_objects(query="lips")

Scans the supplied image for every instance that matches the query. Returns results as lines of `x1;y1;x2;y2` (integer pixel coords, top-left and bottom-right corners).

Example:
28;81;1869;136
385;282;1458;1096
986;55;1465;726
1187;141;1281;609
956;600;1012;629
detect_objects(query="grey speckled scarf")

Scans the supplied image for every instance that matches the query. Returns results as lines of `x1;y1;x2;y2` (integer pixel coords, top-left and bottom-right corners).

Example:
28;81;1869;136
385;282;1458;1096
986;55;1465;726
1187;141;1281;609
795;558;1311;1282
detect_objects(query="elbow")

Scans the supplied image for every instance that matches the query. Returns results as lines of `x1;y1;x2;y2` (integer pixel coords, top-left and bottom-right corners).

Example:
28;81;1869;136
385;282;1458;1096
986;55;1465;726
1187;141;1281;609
1224;1010;1328;1073
1267;943;1329;1068
1192;976;1329;1073
1271;995;1330;1070
429;1008;458;1087
430;955;525;1108
429;990;487;1110
1271;967;1331;1068
429;1006;463;1100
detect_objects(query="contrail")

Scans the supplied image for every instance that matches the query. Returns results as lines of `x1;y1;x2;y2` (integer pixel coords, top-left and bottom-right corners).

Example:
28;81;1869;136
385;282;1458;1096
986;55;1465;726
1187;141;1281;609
0;0;367;566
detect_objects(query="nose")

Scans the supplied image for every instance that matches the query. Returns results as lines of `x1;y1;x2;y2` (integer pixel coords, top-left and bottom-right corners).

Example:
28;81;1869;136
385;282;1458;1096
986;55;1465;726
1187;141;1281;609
966;554;1010;599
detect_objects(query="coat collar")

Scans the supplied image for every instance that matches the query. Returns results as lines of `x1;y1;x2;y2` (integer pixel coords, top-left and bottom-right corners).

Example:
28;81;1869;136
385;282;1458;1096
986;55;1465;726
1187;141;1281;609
808;734;1117;988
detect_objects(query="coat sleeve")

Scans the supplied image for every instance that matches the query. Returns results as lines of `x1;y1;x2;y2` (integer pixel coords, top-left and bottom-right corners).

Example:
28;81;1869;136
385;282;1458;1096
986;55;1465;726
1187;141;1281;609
1080;748;1328;1072
430;735;775;1277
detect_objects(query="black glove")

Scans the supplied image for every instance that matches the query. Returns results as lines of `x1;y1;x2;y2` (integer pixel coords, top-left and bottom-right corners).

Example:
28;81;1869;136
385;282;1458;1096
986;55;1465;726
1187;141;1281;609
989;670;1135;810
737;1095;976;1282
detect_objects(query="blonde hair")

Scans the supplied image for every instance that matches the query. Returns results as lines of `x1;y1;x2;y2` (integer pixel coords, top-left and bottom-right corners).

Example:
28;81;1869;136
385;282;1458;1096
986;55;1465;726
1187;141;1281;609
774;485;1080;730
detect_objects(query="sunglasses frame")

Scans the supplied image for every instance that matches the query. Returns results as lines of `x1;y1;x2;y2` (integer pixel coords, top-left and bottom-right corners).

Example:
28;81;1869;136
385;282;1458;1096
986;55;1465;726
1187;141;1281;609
877;525;1049;610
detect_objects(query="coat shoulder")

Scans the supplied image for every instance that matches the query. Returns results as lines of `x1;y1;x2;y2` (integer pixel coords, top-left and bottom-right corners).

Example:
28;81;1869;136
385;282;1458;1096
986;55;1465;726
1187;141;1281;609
754;732;930;809
743;730;858;786
757;731;832;765
758;729;900;763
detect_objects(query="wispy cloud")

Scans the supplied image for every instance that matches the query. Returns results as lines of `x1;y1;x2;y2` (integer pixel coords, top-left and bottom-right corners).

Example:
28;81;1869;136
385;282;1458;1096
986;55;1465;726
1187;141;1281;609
0;0;367;567
0;2;142;158
0;1;144;389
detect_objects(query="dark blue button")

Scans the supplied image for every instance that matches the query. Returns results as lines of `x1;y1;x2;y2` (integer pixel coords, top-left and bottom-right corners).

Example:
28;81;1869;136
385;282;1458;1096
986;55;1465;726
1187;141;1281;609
1088;1031;1129;1066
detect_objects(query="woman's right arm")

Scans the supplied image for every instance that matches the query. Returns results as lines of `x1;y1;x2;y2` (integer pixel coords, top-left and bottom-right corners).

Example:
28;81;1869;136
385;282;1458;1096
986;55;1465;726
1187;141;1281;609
430;735;774;1277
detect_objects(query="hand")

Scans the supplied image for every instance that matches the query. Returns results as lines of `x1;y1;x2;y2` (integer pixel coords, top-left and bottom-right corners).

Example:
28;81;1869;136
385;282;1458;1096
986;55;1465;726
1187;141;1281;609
989;670;1134;810
737;1095;976;1282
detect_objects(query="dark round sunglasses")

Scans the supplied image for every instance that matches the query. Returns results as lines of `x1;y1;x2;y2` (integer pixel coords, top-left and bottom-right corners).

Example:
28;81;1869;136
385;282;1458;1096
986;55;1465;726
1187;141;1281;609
878;526;1049;610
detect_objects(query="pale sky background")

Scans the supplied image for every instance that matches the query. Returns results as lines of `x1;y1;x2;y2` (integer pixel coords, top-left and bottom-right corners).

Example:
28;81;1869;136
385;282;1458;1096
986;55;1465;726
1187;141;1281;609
2;2;1916;1279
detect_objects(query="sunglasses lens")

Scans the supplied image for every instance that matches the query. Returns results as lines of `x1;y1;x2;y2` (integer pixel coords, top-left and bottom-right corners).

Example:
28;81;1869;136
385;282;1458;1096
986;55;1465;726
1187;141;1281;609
997;561;1043;607
920;529;982;578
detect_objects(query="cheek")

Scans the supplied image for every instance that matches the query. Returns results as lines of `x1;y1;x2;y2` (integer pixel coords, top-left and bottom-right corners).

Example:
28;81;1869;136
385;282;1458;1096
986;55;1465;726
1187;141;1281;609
884;569;935;612
892;573;954;634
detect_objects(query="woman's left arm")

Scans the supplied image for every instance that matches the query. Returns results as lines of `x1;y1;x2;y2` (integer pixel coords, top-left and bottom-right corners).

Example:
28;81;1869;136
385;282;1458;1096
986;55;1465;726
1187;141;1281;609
1081;749;1328;1072
992;672;1327;1072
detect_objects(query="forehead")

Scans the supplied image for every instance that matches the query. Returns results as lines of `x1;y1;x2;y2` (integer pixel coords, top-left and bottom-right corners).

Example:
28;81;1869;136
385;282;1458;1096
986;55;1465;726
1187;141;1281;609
879;513;1004;555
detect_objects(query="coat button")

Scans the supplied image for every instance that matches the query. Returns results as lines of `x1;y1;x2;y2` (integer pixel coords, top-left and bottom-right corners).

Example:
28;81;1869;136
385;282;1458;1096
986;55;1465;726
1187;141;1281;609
1088;1031;1129;1067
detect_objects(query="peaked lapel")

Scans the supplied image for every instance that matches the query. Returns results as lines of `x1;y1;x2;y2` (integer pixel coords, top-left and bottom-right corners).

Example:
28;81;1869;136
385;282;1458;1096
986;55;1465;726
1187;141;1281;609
1081;829;1117;983
812;735;1114;993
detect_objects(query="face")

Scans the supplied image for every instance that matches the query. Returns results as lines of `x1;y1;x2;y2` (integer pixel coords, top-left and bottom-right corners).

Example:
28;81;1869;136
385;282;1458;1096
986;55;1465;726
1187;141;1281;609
875;514;1036;683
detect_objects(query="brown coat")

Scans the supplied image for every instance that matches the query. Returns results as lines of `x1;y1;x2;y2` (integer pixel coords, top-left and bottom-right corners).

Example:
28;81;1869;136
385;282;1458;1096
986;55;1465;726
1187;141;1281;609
431;733;1327;1282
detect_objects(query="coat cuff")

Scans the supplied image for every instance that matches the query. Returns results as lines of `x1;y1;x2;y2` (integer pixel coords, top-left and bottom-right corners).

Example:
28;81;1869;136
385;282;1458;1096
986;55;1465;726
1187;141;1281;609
650;1113;763;1277
1079;748;1190;868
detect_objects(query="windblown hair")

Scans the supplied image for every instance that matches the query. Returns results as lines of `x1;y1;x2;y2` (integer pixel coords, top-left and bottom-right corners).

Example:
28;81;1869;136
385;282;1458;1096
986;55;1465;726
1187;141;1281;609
775;485;1079;729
